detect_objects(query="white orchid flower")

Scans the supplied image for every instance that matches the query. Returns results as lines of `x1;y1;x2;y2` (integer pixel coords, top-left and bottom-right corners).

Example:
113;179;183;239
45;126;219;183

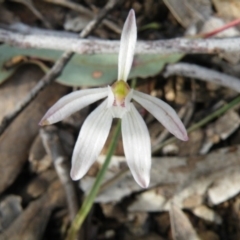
39;9;188;188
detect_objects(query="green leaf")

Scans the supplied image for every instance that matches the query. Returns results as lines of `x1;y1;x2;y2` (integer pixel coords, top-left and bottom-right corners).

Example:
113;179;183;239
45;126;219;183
139;22;161;31
0;44;183;87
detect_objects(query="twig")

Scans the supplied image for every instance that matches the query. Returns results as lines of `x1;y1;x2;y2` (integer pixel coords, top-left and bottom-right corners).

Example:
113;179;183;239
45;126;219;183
44;0;122;34
200;18;240;38
2;29;240;54
0;0;120;136
164;63;240;92
40;126;78;221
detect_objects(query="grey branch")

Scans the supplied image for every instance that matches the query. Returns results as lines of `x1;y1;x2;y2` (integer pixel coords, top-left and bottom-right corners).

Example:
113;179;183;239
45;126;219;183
164;63;240;92
0;0;120;136
1;28;240;54
40;126;78;221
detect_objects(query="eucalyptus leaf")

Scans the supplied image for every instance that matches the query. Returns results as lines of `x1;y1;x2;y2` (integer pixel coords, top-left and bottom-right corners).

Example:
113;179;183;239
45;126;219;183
0;44;183;87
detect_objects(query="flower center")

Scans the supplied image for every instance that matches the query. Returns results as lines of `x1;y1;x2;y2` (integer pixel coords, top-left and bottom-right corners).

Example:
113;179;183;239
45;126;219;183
111;80;130;107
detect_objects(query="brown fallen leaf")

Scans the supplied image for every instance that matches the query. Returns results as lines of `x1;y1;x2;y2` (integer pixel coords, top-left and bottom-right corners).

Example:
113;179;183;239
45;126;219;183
0;66;68;194
170;203;200;240
125;212;149;236
0;195;22;231
198;231;219;240
231;197;240;240
178;129;204;156
9;0;51;28
0;65;40;122
29;130;74;174
124;233;164;240
200;110;240;154
212;0;240;19
22;169;57;200
207;170;240;205
0;5;18;24
29;134;52;173
0;179;65;240
163;0;212;28
192;205;222;224
128;145;240;213
80;145;240;217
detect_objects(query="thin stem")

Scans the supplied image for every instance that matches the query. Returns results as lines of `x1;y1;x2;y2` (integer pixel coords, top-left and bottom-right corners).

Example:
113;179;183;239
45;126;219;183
201;18;240;38
153;95;240;153
66;120;121;240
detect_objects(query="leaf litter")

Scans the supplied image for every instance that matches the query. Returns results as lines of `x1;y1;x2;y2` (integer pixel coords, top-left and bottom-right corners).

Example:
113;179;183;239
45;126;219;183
1;0;240;239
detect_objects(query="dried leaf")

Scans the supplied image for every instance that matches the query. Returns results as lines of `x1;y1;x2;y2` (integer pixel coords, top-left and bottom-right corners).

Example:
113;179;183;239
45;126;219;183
0;195;22;231
192;205;222;224
200;110;240;154
208;170;240;205
81;145;240;214
163;0;212;28
9;0;51;28
0;66;68;194
170;203;200;240
29;135;52;173
0;180;65;240
212;0;240;19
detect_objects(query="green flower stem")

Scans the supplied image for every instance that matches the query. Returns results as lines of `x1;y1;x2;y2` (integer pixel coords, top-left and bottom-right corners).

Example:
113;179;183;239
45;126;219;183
66;79;136;240
153;95;240;153
66;120;121;240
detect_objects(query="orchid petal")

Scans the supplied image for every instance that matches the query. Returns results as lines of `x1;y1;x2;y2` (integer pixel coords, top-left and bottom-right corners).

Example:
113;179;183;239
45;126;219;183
122;103;151;188
70;99;112;180
133;90;188;141
39;88;108;125
118;9;137;82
